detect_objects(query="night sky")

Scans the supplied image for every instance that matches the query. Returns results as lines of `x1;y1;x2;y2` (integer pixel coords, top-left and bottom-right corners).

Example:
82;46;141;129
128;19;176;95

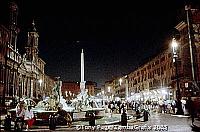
1;0;200;86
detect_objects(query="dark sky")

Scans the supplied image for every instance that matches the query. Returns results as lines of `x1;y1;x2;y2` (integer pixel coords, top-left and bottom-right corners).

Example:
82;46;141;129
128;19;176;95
1;0;200;86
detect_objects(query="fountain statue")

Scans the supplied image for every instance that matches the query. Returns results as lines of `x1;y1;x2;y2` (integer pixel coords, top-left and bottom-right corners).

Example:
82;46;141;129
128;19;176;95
52;80;60;103
32;49;105;122
34;79;75;112
74;89;92;111
8;49;122;126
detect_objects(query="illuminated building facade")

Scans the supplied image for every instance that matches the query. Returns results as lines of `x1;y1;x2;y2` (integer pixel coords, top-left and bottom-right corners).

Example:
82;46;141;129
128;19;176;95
86;81;97;96
105;6;200;102
128;50;174;102
0;2;55;106
61;81;97;100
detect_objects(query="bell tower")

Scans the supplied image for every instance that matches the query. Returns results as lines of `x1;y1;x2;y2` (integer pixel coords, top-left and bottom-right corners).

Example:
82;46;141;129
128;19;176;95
9;1;19;50
25;20;39;63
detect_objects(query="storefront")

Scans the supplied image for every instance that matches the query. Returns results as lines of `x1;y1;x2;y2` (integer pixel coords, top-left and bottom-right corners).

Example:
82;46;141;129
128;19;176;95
129;87;175;103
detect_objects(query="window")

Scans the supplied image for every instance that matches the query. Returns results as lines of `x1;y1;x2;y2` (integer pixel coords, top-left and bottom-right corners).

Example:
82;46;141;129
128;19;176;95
149;82;152;87
161;56;165;62
155;60;159;65
137;71;140;76
164;65;166;71
161;67;164;75
147;65;151;69
157;68;160;76
144;75;146;81
170;62;172;68
168;53;171;58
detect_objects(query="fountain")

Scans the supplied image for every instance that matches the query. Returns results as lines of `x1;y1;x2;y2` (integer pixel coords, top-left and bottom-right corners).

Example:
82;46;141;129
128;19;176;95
32;79;75;112
8;49;123;126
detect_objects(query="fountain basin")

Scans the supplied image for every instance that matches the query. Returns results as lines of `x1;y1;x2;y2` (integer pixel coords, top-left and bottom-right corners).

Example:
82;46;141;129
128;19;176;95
73;108;105;121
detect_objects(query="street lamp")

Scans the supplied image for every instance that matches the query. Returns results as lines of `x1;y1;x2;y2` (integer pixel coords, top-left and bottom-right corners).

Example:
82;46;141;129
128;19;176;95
38;79;43;87
171;38;184;115
38;79;43;98
107;86;111;100
119;78;122;86
102;90;105;107
65;91;68;99
108;86;111;92
102;90;104;95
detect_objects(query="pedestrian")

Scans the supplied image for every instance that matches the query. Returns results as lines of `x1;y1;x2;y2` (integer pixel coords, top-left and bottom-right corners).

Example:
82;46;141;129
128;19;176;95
158;100;163;113
14;101;25;130
176;100;184;115
110;102;114;113
187;97;195;125
117;101;121;113
164;100;168;113
121;103;125;114
172;100;176;114
131;101;134;110
136;109;140;119
24;106;35;131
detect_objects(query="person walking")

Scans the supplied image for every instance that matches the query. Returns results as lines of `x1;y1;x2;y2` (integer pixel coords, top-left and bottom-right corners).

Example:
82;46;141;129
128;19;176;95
186;97;195;125
171;100;176;114
24;106;35;131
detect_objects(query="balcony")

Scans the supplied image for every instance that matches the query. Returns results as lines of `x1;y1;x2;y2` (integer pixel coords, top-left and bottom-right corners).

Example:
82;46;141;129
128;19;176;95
171;73;188;80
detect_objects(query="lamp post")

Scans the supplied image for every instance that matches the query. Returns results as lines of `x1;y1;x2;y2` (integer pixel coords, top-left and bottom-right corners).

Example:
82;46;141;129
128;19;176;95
38;79;42;99
185;5;196;85
119;78;122;100
108;86;111;93
65;91;68;100
185;5;200;94
108;86;111;100
38;79;42;87
119;77;129;101
119;78;122;86
124;75;128;101
171;38;184;115
102;90;105;107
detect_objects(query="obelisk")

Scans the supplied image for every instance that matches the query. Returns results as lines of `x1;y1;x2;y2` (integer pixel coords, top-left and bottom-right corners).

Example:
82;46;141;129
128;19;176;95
80;49;85;95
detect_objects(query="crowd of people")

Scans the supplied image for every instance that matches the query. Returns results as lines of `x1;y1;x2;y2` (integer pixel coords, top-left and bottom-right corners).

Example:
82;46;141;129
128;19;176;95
106;97;200;123
107;100;127;114
7;96;199;131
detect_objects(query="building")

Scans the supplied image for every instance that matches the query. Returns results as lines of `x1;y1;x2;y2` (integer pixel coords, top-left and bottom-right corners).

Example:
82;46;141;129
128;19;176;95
104;80;115;101
127;6;200;102
0;25;10;98
44;75;56;96
0;1;55;106
22;20;46;99
61;81;80;100
174;6;200;97
112;75;128;100
104;75;128;102
61;80;97;100
0;2;22;105
128;49;174;102
104;5;200;103
94;86;102;97
86;81;97;96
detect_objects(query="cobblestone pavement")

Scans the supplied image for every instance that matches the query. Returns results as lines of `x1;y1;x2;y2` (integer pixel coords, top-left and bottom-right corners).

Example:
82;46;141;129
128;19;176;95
1;112;200;131
127;112;194;132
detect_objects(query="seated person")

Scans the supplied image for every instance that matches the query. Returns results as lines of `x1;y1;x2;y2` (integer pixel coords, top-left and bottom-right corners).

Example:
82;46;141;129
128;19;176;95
14;102;25;130
24;106;35;131
56;107;68;125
